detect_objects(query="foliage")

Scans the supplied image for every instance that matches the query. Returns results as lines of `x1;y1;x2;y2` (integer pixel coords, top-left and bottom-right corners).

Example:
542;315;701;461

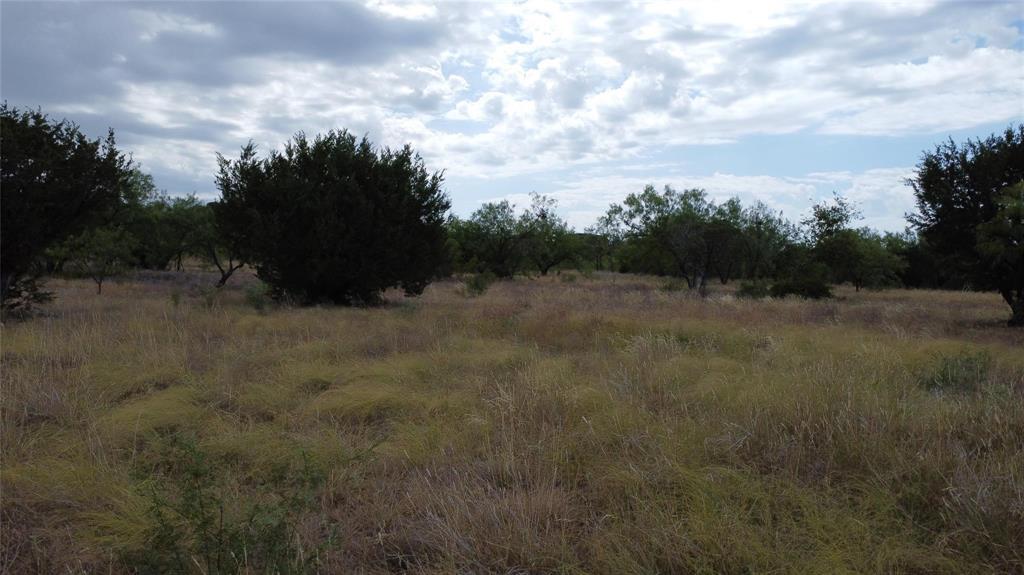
736;279;771;299
770;266;833;299
245;281;272;312
909;125;1024;325
463;271;497;297
63;227;137;294
1;104;130;308
447;201;528;278
520;193;575;275
126;436;327;574
213;131;450;305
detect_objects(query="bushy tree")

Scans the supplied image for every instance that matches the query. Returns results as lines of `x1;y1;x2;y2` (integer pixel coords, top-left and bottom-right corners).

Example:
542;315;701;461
604;185;734;292
447;201;528;278
520;193;574;275
213;131;450;305
192;203;245;288
909;125;1024;325
1;104;129;309
63;227;137;294
738;202;796;280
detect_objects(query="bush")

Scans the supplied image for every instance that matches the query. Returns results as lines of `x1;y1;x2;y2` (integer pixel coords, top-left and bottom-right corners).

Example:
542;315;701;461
770;276;832;299
127;437;327;574
214;131;450;306
736;280;771;299
464;272;496;297
245;282;272;312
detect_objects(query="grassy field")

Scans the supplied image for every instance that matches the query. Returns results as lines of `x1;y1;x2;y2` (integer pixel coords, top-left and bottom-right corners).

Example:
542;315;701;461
2;272;1023;574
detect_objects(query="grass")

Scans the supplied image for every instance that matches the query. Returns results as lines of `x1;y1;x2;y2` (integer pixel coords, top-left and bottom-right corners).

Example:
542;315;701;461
2;272;1023;573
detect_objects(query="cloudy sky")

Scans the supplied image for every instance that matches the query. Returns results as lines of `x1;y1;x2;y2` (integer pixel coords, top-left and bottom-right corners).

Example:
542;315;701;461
3;1;1022;230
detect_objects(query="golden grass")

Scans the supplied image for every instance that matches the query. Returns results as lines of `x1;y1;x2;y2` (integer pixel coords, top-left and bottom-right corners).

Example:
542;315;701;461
2;273;1022;573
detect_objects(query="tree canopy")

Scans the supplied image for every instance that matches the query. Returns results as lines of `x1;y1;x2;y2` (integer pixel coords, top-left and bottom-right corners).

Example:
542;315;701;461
213;130;450;305
1;104;130;309
910;125;1024;325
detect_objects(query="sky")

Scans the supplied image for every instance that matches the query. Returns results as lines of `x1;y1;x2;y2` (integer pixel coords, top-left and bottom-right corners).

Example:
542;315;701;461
2;1;1022;232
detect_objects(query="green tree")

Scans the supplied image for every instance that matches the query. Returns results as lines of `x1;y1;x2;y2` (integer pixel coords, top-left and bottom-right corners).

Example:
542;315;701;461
448;201;528;278
976;182;1024;324
909;125;1024;325
64;227;137;294
605;185;730;292
520;193;574;275
213;131;449;305
1;105;130;309
738;202;796;280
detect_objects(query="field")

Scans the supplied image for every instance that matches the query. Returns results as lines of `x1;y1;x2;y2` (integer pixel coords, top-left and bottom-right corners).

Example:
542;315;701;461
2;272;1023;574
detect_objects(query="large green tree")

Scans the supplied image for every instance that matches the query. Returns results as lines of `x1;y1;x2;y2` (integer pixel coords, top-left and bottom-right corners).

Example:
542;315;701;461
909;126;1024;325
0;105;130;309
213;131;449;305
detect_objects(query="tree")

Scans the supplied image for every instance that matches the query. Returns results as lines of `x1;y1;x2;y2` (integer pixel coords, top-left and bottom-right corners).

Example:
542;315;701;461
605;185;730;292
64;227;136;294
738;202;796;280
520;193;574;275
447;201;528;278
1;105;129;309
192;203;245;288
909;126;1024;325
213;131;449;305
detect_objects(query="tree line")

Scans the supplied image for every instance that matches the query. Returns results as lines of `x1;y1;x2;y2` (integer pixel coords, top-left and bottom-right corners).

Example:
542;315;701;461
2;103;1021;324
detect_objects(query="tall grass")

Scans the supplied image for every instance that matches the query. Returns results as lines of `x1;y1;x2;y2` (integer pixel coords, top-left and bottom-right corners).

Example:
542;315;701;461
2;274;1022;573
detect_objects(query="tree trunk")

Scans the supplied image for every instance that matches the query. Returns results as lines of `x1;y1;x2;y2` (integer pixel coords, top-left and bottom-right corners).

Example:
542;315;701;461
95;278;103;294
1003;289;1024;327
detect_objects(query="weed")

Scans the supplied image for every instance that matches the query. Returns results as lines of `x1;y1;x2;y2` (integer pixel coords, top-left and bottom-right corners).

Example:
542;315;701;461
127;436;328;574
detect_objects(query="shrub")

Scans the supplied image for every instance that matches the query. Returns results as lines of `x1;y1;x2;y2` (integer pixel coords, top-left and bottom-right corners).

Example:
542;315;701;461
245;282;272;312
464;272;496;297
770;277;832;299
736;280;771;299
127;437;327;574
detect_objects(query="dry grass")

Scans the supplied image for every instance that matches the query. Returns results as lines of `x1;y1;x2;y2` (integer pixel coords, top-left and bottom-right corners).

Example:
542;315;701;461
2;272;1022;573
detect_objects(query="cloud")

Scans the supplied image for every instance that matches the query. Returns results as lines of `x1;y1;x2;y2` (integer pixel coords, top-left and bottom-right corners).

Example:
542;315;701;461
1;0;1020;226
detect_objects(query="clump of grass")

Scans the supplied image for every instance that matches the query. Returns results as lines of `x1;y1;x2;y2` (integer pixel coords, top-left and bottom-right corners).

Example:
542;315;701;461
920;350;992;394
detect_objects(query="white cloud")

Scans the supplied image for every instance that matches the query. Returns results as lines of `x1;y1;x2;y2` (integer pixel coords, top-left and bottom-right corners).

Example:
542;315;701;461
2;0;1020;225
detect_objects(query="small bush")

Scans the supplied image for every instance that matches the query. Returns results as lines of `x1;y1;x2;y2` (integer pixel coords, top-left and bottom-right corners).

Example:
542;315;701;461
464;272;496;297
559;272;578;284
127;437;327;574
169;290;182;308
770;277;832;299
920;351;992;394
736;280;771;299
245;282;272;312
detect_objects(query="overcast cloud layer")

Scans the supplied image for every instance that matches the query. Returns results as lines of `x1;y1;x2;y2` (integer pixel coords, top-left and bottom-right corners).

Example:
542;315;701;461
3;0;1022;230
